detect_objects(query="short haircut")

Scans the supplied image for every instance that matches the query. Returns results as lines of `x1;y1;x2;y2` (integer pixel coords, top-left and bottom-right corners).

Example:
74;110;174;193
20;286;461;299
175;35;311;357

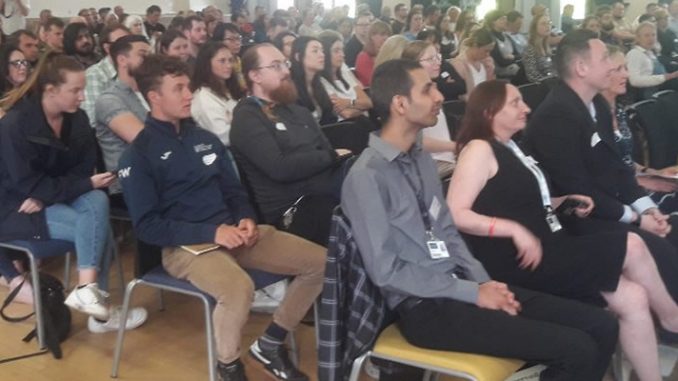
638;14;656;23
78;8;89;17
146;5;161;15
554;29;598;79
212;22;241;41
423;5;439;17
8;29;37;42
99;23;130;55
370;59;421;120
110;34;149;68
269;16;288;29
506;10;523;23
595;5;612;17
44;17;65;31
395;3;407;12
182;15;204;31
133;54;190;102
99;7;111;17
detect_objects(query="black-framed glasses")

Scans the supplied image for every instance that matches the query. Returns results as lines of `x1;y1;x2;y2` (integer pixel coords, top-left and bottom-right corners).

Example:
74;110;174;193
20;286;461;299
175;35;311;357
9;59;29;68
224;35;243;43
257;60;291;72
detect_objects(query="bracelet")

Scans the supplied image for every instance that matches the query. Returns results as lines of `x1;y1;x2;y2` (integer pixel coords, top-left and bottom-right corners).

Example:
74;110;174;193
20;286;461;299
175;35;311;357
488;217;497;237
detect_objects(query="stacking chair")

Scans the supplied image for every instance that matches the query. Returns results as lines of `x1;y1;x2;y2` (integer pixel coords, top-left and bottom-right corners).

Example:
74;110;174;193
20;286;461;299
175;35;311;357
627;99;677;168
110;240;293;381
321;121;370;155
0;240;73;350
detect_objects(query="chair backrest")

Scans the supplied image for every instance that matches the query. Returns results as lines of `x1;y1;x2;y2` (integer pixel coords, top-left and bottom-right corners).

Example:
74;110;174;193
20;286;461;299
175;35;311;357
627;99;677;168
321;121;370;155
442;100;465;140
517;82;550;112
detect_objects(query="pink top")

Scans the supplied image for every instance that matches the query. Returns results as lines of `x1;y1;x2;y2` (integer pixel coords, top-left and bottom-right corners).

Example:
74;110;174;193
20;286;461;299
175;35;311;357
354;51;375;87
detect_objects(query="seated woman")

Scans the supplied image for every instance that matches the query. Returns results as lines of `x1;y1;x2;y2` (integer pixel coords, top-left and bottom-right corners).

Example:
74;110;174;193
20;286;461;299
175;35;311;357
451;28;496;96
0;42;29;97
0;53;146;332
401;41;456;178
190;41;245;167
524;14;557;84
290;36;337;125
317;31;372;121
603;45;678;214
355;21;392;87
626;22;678;99
273;31;297;60
156;29;190;63
402;10;424;41
437;14;458;60
448;80;678;381
485;10;520;79
374;35;409;69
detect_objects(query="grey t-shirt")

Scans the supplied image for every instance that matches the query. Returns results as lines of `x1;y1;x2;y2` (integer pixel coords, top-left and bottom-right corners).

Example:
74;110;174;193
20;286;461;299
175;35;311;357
95;80;149;194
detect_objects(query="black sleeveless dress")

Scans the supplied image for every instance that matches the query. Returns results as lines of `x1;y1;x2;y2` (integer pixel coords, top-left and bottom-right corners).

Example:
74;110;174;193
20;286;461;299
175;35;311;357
461;140;627;306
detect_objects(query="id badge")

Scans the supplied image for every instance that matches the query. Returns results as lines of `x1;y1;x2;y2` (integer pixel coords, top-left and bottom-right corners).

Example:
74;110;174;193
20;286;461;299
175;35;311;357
545;212;562;232
427;239;450;259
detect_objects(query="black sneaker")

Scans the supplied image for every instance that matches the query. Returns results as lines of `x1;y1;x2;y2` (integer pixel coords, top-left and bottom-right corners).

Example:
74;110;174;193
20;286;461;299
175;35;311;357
217;360;248;381
248;340;309;381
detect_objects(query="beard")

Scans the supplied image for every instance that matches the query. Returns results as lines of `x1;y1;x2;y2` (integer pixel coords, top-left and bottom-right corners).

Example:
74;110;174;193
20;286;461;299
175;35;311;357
76;43;93;56
601;23;614;32
269;77;298;105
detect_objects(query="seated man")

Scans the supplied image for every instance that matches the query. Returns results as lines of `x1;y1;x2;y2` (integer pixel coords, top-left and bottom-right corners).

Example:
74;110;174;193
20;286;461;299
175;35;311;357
230;43;350;239
341;59;619;380
95;35;150;206
119;55;325;381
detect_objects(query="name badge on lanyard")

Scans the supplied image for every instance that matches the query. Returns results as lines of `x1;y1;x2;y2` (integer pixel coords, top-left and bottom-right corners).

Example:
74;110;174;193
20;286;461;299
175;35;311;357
545;207;562;233
426;231;449;259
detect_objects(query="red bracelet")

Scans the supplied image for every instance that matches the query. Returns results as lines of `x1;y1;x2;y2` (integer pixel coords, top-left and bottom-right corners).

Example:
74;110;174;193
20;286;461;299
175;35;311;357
488;217;497;237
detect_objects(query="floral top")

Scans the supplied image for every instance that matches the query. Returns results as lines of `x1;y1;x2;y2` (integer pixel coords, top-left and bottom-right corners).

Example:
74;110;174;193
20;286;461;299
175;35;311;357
613;103;635;169
523;44;555;83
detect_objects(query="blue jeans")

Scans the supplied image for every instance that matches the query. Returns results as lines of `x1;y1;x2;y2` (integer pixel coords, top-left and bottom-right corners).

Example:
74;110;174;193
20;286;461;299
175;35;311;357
45;190;110;275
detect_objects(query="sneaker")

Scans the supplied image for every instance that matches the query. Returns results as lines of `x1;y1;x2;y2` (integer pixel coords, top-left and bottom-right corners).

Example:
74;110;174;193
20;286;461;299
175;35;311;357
87;306;148;333
251;281;286;313
64;283;110;320
217;360;249;381
248;340;308;381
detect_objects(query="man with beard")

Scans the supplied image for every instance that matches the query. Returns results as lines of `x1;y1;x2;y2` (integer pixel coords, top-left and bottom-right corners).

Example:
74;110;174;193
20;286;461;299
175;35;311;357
182;15;207;63
597;5;632;47
63;22;100;68
118;54;325;381
94;35;150;206
8;29;39;66
231;43;351;240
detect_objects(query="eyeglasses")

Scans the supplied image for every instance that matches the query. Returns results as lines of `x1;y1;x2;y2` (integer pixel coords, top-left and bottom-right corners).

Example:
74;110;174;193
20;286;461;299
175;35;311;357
419;54;442;63
224;35;243;43
9;59;29;68
257;60;291;72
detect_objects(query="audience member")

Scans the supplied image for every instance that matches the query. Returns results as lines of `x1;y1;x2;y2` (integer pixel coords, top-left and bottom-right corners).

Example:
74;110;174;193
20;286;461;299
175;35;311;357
582;15;602;38
336;17;352;43
655;8;678;68
8;29;39;65
298;9;321;37
77;8;96;34
123;14;149;40
156;29;190;62
345;12;372;67
82;24;130;129
95;35;151;203
670;0;678;36
355;20;391;86
182;15;207;62
0;52;147;332
626;21;678;98
451;28;496;96
119;51;323;381
423;5;441;30
391;3;408;34
446;5;461;32
63;22;100;69
374;34;409;68
506;11;527;56
144;5;166;40
561;4;576;34
266;16;289;42
451;79;678;381
290;36;337;125
212;22;246;89
437;14;458;59
272;30;297;60
611;1;635;42
41;17;65;53
403;10;424;41
342;59;618;381
485;10;520;79
524;14;556;83
0;42;28;97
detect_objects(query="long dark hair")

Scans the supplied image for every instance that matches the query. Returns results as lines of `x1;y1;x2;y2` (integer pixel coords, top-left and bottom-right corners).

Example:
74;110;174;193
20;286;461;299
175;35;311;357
456;80;508;154
290;36;336;124
318;30;349;91
191;41;245;100
63;23;92;56
156;29;187;55
0;42;21;95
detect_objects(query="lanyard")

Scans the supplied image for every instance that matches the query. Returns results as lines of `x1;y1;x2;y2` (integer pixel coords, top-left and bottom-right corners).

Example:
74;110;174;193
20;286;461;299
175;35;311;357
396;158;433;234
504;140;554;211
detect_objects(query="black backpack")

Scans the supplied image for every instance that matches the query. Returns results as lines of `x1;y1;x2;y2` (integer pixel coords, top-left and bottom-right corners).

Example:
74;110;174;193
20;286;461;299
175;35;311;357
0;272;71;361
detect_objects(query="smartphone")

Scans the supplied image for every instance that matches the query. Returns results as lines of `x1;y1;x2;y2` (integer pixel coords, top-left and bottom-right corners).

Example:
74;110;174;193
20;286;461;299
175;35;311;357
557;199;587;216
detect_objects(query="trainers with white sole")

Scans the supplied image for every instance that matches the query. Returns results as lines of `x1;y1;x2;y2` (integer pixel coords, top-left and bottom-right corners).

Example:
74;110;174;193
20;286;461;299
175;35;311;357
87;306;148;333
64;283;110;320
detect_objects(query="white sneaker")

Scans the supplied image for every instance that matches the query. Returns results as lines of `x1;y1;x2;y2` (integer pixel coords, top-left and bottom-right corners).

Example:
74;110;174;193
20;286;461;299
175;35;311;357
87;306;148;333
251;280;286;313
64;283;110;320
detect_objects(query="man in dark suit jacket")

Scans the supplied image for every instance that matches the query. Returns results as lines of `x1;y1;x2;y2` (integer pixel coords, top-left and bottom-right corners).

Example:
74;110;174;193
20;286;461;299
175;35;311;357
523;30;678;316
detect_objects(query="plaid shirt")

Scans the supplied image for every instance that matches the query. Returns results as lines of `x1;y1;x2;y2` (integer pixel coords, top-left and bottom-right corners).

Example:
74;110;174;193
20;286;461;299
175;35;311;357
82;57;116;129
317;210;387;381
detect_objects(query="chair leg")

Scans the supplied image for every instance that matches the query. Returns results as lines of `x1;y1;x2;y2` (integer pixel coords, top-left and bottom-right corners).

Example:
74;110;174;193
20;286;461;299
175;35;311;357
348;351;371;381
201;295;217;381
27;253;45;349
158;289;165;311
313;300;320;350
288;331;299;366
110;279;140;378
63;252;71;291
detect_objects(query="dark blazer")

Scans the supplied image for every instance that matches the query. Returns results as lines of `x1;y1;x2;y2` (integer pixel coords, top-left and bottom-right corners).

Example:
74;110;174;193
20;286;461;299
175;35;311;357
0;96;96;241
522;81;646;221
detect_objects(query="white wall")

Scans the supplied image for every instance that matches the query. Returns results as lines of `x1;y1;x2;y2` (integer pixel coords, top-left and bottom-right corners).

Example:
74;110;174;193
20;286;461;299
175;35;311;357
26;0;229;17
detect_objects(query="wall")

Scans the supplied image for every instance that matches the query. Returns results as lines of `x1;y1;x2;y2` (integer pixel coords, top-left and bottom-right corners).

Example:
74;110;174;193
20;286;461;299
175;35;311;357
26;0;228;17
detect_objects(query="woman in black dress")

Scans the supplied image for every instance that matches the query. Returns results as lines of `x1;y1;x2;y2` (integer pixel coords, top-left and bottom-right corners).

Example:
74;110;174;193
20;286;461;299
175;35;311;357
448;80;678;381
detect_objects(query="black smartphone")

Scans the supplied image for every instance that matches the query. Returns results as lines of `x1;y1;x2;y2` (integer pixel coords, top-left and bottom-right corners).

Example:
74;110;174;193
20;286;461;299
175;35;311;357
557;199;587;216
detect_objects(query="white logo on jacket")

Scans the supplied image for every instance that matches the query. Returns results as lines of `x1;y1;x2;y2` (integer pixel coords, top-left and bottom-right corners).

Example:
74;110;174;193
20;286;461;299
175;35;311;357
202;153;217;166
194;144;213;153
118;167;131;178
160;151;172;160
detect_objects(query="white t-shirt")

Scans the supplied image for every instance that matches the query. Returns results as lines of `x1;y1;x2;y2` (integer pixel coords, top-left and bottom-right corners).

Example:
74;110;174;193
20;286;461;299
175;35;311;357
191;87;238;146
1;0;29;35
423;109;456;164
320;64;364;121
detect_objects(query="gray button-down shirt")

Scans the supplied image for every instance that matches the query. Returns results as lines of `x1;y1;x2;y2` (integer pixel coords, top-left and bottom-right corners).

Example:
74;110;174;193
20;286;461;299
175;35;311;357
341;133;490;310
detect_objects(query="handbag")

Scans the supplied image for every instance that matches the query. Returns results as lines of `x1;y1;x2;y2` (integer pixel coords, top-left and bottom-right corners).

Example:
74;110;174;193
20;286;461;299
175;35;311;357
0;272;71;361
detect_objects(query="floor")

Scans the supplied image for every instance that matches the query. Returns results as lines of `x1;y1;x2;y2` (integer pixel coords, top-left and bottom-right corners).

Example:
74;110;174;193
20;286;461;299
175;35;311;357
0;238;677;381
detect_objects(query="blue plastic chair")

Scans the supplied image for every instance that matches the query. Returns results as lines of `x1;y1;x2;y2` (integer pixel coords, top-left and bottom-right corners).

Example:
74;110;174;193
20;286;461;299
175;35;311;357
0;240;73;350
110;240;292;381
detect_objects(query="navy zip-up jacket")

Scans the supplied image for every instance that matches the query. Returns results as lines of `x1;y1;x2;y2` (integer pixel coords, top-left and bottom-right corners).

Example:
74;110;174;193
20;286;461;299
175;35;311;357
118;116;256;247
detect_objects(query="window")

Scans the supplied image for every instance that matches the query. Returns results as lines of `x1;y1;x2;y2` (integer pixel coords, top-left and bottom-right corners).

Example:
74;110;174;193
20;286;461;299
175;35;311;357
561;0;586;19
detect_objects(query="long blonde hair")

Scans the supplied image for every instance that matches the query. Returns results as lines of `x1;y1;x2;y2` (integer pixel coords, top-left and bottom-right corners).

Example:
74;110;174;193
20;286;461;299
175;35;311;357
528;14;551;57
374;35;409;68
1;52;84;111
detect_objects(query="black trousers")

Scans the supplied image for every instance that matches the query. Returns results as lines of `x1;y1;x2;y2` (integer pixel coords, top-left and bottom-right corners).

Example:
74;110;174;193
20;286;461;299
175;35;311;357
397;286;618;381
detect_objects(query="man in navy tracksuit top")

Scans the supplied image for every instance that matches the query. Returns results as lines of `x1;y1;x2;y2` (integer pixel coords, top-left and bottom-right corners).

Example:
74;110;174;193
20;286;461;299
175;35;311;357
118;55;324;381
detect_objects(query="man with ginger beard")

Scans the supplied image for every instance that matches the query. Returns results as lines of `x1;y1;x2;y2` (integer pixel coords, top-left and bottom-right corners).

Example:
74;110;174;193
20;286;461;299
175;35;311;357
230;43;351;244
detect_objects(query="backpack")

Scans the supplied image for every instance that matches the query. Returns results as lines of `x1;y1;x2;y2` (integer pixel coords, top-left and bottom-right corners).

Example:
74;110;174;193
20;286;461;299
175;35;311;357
0;272;71;361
